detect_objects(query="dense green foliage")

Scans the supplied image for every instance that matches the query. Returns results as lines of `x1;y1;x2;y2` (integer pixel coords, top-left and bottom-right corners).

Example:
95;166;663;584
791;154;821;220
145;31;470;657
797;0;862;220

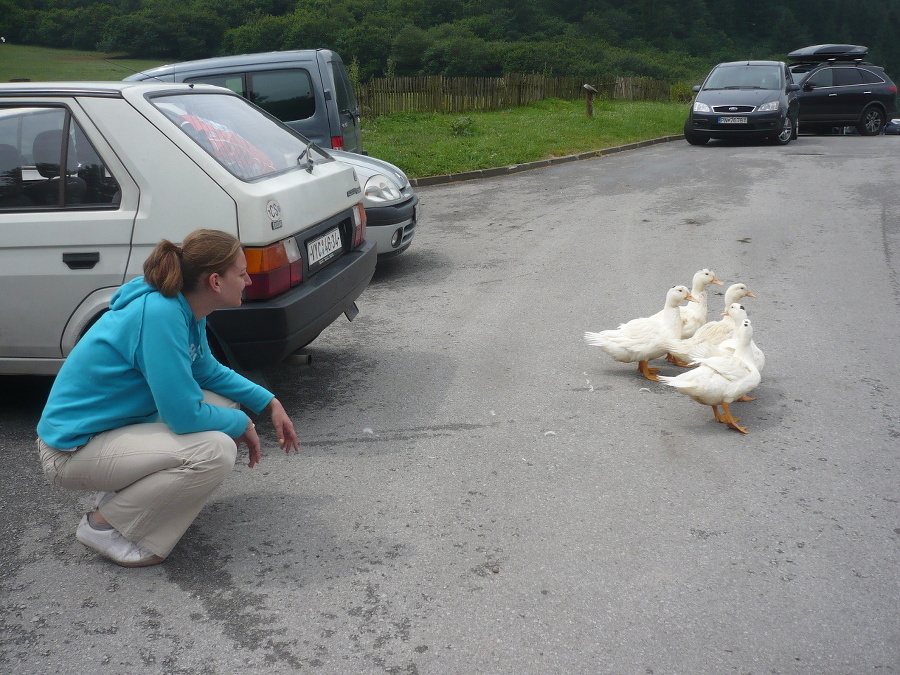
4;0;900;83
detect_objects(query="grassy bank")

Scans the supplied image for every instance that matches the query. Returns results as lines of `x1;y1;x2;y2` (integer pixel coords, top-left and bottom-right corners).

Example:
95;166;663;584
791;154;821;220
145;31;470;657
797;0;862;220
363;98;686;178
1;44;687;179
0;44;164;82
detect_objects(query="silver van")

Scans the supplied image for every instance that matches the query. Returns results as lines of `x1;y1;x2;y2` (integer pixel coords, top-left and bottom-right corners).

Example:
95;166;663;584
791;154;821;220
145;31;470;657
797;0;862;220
125;50;418;258
0;81;376;376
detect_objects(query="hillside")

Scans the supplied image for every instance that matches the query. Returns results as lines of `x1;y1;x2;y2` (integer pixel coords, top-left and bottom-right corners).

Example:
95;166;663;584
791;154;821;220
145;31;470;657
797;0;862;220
2;0;899;82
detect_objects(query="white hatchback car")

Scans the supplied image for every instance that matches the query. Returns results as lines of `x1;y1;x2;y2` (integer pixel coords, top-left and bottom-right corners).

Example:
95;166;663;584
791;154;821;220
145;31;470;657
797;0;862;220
0;81;377;376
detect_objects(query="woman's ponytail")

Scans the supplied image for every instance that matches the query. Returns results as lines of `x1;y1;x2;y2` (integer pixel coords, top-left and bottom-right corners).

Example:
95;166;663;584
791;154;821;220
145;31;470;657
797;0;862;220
143;230;242;297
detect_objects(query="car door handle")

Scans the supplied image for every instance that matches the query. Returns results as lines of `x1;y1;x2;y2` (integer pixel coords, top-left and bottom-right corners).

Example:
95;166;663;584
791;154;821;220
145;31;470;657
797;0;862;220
63;252;100;269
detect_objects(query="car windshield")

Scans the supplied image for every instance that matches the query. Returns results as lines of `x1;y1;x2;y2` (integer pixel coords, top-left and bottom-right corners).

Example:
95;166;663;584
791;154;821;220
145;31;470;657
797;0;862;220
151;92;331;181
704;66;783;90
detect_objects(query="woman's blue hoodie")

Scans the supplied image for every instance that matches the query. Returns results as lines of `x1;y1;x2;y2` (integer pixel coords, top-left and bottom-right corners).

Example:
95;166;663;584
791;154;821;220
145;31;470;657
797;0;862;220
37;277;272;449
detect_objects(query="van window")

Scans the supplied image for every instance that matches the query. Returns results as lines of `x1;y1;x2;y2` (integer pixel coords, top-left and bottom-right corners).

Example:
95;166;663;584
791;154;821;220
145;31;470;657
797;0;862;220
152;92;331;181
186;69;316;123
250;70;316;121
0;106;120;209
186;74;244;96
329;60;358;112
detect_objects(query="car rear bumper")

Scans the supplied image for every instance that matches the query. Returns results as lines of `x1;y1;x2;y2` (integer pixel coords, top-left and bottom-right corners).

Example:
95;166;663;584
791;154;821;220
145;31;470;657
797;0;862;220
208;239;377;369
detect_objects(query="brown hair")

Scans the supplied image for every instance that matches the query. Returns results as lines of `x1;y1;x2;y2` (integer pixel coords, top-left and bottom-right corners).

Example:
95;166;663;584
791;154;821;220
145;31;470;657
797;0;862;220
143;229;242;297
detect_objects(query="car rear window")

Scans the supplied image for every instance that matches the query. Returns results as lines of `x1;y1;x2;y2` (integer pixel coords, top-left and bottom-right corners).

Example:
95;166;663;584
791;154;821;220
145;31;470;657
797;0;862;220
151;92;330;182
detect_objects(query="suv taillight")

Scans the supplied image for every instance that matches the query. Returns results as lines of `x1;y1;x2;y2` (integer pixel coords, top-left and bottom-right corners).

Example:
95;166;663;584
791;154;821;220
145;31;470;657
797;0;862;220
331;136;344;150
243;237;302;300
352;203;366;247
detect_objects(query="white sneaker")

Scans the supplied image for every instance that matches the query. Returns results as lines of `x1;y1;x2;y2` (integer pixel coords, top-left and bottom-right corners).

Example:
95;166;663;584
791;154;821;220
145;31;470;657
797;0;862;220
75;513;165;568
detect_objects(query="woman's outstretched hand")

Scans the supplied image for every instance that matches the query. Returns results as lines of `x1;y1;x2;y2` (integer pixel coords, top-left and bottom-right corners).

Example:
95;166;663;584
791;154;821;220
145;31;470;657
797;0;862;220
268;397;299;454
237;420;262;468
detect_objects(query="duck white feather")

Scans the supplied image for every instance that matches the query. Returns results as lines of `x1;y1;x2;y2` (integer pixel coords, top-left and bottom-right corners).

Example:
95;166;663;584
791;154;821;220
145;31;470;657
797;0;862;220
584;285;697;381
666;283;756;365
659;317;761;433
679;268;723;338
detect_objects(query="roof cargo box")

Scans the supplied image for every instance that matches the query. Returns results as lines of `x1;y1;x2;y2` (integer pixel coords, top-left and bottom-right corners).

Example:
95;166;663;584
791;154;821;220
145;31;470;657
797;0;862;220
787;44;868;62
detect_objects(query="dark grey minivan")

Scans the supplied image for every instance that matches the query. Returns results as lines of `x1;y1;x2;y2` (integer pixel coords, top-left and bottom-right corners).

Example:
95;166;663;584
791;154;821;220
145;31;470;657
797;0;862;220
125;49;363;152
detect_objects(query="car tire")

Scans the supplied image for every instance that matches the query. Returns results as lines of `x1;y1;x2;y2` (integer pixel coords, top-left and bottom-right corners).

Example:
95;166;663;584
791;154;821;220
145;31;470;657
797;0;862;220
858;107;885;136
773;116;794;145
683;122;709;146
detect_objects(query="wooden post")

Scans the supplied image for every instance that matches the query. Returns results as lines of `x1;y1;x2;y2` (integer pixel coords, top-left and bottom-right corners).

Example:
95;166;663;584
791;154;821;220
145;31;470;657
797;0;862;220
583;83;598;117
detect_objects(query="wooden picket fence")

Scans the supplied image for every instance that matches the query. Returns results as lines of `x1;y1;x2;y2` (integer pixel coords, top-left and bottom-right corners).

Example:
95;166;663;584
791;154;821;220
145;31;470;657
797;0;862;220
356;73;672;117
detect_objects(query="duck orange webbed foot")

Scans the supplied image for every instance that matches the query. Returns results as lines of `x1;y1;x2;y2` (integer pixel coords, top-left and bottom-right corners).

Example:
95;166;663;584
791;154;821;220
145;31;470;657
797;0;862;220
638;361;661;381
737;395;756;402
721;402;749;434
666;353;693;368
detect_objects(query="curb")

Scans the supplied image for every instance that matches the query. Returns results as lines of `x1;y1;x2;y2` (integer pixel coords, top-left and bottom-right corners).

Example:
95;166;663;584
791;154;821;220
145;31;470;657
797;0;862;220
409;135;685;187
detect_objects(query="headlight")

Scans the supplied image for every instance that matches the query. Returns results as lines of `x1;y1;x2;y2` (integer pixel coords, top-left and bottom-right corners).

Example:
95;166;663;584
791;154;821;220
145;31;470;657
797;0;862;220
693;101;712;113
757;101;780;112
363;173;401;205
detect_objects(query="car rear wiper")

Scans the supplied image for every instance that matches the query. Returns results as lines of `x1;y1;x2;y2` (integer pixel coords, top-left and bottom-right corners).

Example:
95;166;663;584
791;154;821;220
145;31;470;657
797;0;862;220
297;140;314;173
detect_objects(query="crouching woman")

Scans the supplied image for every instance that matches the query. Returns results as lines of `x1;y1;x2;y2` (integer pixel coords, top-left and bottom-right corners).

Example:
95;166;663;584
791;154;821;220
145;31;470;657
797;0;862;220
36;229;299;567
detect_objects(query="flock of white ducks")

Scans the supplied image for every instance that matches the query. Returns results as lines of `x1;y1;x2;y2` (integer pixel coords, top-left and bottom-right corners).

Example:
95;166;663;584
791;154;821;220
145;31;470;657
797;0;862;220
583;270;764;434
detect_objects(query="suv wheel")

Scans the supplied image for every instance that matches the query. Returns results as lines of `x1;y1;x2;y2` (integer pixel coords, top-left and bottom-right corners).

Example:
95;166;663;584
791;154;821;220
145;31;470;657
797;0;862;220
773;116;794;145
858;106;885;136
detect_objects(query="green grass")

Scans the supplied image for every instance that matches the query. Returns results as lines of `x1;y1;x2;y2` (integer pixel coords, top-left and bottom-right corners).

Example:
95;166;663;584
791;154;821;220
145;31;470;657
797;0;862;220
0;44;165;82
363;98;686;178
1;44;687;179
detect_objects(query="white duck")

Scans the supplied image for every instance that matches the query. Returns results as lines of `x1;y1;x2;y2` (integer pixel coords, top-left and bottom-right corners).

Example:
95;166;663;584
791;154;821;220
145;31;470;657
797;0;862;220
666;283;756;365
679;268;723;338
584;285;697;381
719;304;765;370
659;317;761;434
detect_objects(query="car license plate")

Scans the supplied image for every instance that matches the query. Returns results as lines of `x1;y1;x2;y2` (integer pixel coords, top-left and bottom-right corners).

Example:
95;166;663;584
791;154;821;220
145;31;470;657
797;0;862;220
307;228;343;267
718;116;747;124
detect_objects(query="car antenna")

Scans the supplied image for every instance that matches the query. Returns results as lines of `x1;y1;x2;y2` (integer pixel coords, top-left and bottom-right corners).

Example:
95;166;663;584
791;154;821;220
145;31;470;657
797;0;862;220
103;59;168;83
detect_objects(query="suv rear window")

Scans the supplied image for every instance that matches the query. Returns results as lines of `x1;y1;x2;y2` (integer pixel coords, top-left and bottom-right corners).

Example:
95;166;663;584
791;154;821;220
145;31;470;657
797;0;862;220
152;92;330;181
185;69;316;122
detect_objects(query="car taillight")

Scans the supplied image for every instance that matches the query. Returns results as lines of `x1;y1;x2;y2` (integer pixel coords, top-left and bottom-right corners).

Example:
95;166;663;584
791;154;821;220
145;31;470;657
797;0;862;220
890;85;898;93
352;203;366;247
243;237;303;300
331;136;344;150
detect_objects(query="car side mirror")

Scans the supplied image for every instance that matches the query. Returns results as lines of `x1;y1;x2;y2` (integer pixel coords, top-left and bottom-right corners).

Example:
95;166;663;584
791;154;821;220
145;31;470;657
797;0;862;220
787;83;800;92
692;85;701;92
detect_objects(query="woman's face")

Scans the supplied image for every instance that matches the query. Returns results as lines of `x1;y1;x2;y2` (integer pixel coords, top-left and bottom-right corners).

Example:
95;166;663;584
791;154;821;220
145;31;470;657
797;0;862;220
217;250;251;308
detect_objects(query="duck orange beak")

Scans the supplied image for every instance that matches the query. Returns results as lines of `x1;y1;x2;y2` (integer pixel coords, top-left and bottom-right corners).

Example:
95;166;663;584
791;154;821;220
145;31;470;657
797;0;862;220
712;276;724;286
686;293;699;303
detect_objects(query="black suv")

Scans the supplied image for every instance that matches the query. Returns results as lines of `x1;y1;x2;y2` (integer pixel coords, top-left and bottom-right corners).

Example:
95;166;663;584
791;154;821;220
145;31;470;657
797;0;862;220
788;44;898;135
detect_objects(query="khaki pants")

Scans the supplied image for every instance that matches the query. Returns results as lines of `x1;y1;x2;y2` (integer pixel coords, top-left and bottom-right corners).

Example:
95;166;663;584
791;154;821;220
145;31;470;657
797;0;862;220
38;392;239;558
